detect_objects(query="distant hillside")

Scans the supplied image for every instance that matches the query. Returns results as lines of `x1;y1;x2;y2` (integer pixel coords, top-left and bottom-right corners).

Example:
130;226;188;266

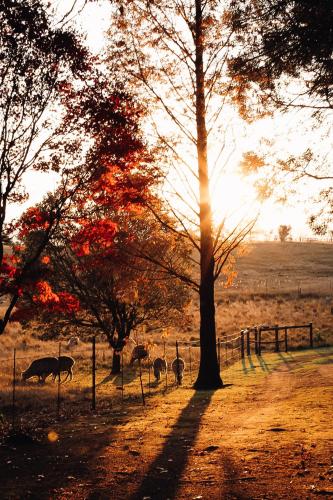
235;242;333;280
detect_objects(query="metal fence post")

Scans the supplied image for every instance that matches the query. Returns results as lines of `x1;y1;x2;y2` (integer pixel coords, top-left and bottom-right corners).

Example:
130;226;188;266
225;337;228;364
92;337;96;411
164;341;168;392
175;340;180;386
240;331;245;359
121;351;124;403
12;348;16;429
309;322;313;348
138;358;145;406
284;328;288;352
57;342;61;419
254;328;258;355
189;345;192;383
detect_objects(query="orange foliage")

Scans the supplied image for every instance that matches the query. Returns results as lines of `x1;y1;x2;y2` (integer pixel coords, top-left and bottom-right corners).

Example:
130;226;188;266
32;281;79;315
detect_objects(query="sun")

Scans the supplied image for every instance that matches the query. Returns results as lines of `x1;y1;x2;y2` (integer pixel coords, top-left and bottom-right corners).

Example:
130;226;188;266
210;172;259;227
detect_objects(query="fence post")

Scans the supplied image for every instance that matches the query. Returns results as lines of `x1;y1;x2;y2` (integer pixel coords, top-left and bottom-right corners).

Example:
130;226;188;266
12;348;16;429
138;358;145;406
148;355;151;394
175;340;180;386
57;342;61;419
164;341;168;392
92;336;96;411
121;351;124;403
258;328;262;356
254;327;258;355
217;338;221;371
284;328;288;352
246;329;250;356
240;331;245;359
189;345;192;383
225;337;228;364
309;322;313;348
274;325;279;352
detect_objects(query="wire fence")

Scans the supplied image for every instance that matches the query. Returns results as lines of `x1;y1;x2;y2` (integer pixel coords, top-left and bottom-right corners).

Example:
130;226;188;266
224;276;333;297
0;323;315;428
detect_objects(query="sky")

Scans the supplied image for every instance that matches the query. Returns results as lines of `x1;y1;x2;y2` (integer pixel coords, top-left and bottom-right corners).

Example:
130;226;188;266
8;0;329;240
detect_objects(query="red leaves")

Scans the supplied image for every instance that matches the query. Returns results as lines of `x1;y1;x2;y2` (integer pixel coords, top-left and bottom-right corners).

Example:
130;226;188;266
71;219;118;257
16;207;51;238
33;281;59;305
0;259;18;279
32;281;80;315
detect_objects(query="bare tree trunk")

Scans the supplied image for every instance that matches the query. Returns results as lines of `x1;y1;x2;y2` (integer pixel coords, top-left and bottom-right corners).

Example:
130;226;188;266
194;0;223;390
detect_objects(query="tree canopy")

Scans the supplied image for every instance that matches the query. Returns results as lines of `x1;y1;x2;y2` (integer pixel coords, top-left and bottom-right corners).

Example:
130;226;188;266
228;0;333;117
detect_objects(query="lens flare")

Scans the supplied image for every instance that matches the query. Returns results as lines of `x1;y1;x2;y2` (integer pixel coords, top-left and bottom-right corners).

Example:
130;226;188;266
47;430;58;443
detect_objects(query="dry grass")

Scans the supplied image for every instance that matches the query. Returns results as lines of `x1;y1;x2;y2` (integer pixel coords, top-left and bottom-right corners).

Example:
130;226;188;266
1;347;332;499
0;240;332;427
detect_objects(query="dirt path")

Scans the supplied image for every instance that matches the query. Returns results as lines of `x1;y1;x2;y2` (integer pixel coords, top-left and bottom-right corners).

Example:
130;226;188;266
1;349;333;499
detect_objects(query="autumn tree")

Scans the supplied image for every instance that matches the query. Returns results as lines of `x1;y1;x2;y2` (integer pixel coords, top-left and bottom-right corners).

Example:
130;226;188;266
0;0;90;333
16;205;191;373
106;0;255;389
10;60;166;357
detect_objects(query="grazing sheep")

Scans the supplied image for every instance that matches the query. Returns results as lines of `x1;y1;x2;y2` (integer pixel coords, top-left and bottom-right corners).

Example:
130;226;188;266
171;357;185;385
130;344;149;365
22;357;58;383
52;356;75;383
153;357;167;381
66;336;80;349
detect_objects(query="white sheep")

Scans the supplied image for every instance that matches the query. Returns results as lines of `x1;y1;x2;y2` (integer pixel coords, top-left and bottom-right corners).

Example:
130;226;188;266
66;336;80;349
153;357;167;381
130;344;149;365
171;357;185;385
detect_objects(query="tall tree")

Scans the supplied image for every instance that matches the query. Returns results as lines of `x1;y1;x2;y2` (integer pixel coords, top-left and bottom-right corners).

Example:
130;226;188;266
108;1;255;389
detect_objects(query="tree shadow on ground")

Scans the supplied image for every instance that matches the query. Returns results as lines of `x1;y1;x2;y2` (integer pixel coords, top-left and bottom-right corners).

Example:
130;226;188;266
219;452;254;499
129;390;215;500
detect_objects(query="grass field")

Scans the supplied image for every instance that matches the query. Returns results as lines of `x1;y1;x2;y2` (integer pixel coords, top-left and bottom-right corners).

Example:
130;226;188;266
225;241;333;295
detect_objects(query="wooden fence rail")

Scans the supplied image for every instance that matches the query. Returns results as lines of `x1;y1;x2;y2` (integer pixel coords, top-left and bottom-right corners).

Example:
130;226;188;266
239;322;313;358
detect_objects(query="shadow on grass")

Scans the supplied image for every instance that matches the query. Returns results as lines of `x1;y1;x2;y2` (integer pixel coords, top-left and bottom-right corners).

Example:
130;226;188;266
256;355;272;373
96;365;139;388
278;352;295;370
219;453;253;499
129;390;215;500
241;355;256;374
